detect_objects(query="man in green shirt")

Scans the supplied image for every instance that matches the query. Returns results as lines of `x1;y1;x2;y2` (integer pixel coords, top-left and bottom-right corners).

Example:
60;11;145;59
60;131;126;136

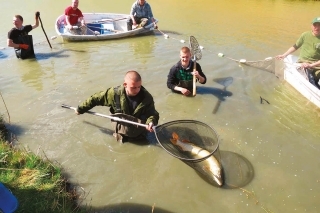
75;71;159;142
276;17;320;88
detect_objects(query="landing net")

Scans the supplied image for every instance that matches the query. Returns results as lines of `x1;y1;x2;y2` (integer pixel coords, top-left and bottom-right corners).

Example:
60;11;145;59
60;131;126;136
154;120;220;162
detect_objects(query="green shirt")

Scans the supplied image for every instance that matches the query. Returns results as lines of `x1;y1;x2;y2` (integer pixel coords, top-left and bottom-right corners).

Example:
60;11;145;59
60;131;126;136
296;31;320;62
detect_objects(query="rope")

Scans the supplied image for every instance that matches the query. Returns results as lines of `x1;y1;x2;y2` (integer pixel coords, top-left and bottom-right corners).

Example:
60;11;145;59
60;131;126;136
154;28;284;67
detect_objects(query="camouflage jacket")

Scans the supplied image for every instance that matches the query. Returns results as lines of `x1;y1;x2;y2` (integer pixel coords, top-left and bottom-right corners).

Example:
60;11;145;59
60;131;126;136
77;85;159;125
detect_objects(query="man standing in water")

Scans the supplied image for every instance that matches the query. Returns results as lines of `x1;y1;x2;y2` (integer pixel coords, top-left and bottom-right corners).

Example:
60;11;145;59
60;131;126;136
65;0;86;34
276;17;320;89
75;71;159;143
127;0;157;31
7;12;40;59
167;46;207;96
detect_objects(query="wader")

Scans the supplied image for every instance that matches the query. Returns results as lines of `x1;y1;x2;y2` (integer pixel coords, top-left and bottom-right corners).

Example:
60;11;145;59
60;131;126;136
13;35;35;59
111;86;146;142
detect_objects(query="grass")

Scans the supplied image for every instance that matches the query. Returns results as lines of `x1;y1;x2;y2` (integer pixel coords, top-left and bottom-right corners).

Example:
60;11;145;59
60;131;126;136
0;115;86;213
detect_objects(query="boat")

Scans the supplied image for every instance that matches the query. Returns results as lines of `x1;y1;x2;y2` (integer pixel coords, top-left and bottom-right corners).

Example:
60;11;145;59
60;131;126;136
281;55;320;108
55;13;158;41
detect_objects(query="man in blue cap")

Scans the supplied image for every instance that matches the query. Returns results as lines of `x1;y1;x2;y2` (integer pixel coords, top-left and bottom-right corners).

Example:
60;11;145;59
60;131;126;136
276;17;320;88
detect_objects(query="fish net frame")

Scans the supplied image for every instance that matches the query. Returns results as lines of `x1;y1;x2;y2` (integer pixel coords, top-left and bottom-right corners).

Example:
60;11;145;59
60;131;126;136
154;120;220;162
189;36;202;61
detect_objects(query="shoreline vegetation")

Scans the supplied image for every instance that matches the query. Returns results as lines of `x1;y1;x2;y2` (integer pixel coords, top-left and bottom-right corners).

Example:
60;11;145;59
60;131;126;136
0;114;86;213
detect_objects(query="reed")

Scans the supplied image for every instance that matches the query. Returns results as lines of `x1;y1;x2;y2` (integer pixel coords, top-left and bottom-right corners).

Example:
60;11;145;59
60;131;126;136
0;116;86;213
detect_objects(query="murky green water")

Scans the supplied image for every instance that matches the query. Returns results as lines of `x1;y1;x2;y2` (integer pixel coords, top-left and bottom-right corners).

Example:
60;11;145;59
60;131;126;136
1;0;320;212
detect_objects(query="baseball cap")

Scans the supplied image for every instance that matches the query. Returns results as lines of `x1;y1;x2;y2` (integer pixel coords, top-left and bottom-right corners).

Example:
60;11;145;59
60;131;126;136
312;17;320;24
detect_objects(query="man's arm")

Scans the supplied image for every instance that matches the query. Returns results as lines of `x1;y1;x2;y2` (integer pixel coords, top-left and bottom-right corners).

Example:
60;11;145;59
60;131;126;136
167;66;191;95
276;46;297;60
300;60;320;69
32;11;40;29
76;90;111;114
7;39;19;48
78;16;85;26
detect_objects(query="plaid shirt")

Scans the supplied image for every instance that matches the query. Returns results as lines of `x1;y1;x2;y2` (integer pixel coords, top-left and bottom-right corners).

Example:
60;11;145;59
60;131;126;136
130;1;154;19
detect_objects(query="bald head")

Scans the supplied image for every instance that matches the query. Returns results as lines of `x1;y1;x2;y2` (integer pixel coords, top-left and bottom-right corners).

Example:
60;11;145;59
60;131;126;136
124;70;141;83
123;71;142;96
72;0;79;9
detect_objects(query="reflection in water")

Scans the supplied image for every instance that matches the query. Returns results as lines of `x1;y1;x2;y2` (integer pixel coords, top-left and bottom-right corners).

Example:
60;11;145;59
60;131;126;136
130;35;155;64
17;60;44;91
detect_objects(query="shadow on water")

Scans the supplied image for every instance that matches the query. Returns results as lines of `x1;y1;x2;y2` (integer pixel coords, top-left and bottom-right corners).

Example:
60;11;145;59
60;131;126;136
0;51;8;59
210;77;234;114
197;85;233;100
35;49;70;60
189;150;254;189
220;150;254;189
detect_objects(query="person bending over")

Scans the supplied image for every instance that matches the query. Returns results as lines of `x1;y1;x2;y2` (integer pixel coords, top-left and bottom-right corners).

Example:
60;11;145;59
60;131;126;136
75;71;159;143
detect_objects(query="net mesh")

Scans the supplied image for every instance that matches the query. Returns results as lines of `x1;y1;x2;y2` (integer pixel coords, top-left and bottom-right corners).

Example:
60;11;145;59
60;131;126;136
154;120;220;161
243;59;275;74
189;36;202;60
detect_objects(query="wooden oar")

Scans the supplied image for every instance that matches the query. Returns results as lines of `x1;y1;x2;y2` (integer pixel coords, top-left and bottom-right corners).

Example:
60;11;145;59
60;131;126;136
92;17;127;23
38;15;52;49
61;104;148;128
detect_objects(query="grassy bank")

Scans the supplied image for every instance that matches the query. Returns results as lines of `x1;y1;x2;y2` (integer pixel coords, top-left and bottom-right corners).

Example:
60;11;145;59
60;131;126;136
0;116;85;213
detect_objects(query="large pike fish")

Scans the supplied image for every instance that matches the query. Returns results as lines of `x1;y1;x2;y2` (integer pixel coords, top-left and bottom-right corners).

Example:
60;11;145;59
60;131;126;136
170;132;223;186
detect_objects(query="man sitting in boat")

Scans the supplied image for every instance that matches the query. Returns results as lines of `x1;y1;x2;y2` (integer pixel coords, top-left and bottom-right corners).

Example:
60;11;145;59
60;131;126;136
65;0;86;35
127;0;157;31
7;12;39;59
167;47;207;96
75;71;159;143
276;17;320;89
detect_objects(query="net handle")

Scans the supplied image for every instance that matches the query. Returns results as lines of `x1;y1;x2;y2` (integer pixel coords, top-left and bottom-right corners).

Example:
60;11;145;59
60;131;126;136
189;36;202;97
61;104;149;128
61;105;217;162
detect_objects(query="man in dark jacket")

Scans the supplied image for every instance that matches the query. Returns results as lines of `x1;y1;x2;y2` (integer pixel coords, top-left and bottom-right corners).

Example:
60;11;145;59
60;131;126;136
167;46;207;96
75;71;159;142
7;12;40;59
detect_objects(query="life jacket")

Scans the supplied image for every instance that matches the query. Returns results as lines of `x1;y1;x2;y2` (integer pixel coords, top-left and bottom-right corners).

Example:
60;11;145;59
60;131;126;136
13;35;35;59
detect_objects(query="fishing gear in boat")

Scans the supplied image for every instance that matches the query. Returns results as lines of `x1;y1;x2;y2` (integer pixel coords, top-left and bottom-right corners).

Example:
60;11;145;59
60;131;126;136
189;36;202;96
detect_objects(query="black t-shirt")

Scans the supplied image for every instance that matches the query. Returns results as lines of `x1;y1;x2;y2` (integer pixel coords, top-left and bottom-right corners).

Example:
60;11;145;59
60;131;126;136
8;25;33;41
125;89;144;115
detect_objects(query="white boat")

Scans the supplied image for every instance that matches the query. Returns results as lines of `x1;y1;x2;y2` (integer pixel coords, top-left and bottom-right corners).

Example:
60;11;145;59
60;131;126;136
55;13;158;41
281;55;320;108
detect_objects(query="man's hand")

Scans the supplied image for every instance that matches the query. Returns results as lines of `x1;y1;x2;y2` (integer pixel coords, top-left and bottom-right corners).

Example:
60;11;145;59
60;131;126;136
74;108;80;115
35;11;40;19
300;62;313;69
275;54;286;60
146;122;154;132
19;44;29;50
181;88;191;96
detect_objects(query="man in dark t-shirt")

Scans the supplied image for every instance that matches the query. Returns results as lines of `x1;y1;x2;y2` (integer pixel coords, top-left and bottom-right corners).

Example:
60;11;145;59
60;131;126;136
7;13;40;59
